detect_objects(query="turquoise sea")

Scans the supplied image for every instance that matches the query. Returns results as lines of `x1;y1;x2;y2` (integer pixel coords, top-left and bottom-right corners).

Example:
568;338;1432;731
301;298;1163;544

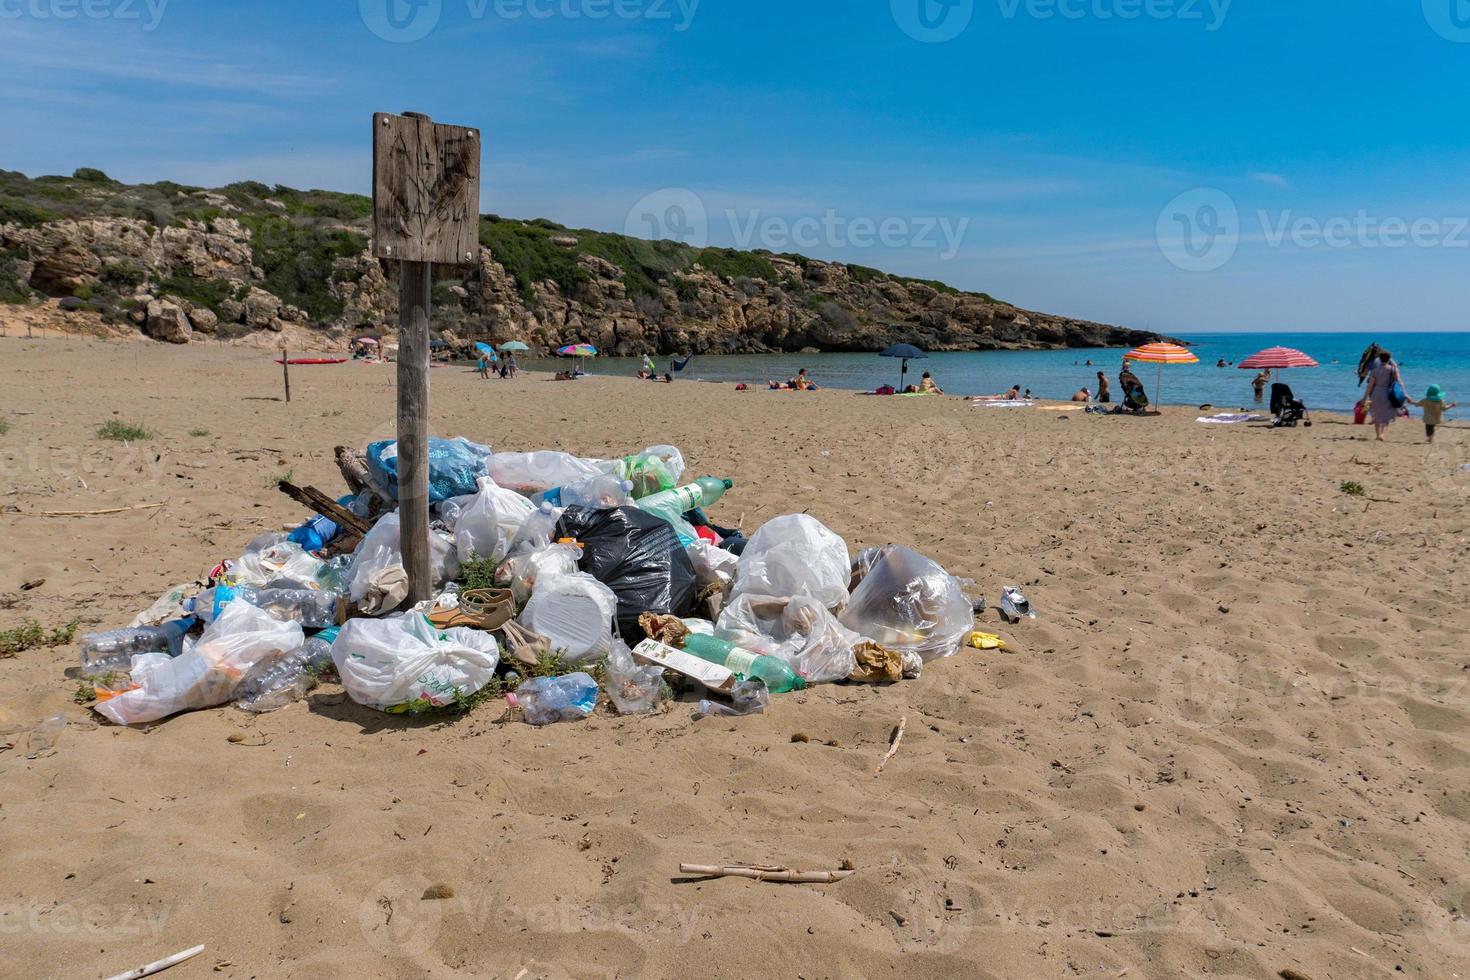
522;333;1470;413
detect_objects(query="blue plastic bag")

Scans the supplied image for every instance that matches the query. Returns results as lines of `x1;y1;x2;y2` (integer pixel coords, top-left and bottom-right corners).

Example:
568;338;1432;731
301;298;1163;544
366;437;492;504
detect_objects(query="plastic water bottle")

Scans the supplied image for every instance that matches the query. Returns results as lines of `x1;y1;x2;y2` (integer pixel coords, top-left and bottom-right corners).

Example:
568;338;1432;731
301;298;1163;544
682;633;805;694
195;587;343;628
80;617;196;673
509;673;599;726
636;477;733;518
507;501;562;555
26;714;67;759
235;628;339;713
547;476;635;509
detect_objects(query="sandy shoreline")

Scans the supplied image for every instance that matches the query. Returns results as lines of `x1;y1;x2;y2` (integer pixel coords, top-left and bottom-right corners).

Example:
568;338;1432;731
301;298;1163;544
2;338;1468;978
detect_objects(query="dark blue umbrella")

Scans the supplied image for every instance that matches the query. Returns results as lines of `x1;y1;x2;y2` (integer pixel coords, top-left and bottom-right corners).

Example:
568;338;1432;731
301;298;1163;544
881;343;928;389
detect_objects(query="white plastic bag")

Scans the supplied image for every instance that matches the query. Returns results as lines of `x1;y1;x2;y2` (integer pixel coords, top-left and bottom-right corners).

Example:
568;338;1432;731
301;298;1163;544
451;482;504;565
128;582;199;628
95;601;305;725
346;512;457;613
332;613;500;713
839;545;973;662
487;451;604;493
716;594;859;684
732;514;851;609
519;572;618;665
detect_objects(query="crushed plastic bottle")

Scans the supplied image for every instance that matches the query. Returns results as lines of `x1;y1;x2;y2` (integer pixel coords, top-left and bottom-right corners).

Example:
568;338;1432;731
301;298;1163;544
1000;587;1035;621
696;678;771;718
508;672;599;726
79;617;196;673
26;714;66;759
195;586;344;629
234;628;339;713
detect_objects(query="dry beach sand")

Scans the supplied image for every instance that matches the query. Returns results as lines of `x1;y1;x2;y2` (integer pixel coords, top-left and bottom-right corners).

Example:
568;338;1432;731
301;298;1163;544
1;339;1469;979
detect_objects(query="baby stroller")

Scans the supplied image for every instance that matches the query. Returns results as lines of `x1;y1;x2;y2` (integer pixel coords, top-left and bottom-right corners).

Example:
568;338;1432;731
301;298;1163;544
1116;379;1150;414
1270;383;1310;427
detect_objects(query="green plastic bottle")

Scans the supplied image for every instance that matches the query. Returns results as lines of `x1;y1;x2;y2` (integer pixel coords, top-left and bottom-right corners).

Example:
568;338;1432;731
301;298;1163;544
636;477;733;518
682;633;806;694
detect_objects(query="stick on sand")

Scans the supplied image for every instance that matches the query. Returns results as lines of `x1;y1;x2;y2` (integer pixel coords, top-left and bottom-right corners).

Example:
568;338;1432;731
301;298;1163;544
679;864;855;883
876;716;907;774
103;944;205;980
22;502;166;517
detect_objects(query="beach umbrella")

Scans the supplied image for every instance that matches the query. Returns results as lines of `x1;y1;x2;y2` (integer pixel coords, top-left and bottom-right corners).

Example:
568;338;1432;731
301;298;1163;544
881;343;928;389
1238;346;1319;371
1123;342;1199;408
558;344;598;358
500;341;530;352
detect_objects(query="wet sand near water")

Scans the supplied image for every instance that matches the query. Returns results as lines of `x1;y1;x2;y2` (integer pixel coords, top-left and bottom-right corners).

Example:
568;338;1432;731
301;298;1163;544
1;338;1468;978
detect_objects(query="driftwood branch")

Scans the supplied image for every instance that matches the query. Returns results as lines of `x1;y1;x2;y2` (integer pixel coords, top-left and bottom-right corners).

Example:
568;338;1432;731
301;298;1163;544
679;864;855;883
276;481;372;536
876;716;907;774
103;943;205;980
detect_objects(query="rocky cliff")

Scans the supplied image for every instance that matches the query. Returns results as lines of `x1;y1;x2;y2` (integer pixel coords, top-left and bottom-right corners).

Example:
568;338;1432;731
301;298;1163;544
0;168;1165;354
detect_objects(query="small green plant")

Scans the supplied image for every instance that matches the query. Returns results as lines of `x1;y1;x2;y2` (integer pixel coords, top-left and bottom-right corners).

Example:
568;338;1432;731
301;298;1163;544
457;554;501;593
73;670;122;705
97;420;152;442
1340;481;1366;497
0;417;9;435
189;428;210;437
0;619;78;657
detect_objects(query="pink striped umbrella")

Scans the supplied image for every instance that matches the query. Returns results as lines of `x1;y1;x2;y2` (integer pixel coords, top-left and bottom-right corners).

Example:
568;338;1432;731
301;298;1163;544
1237;347;1320;370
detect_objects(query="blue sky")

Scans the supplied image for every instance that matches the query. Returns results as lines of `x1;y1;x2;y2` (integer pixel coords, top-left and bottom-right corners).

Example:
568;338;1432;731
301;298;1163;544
2;0;1467;333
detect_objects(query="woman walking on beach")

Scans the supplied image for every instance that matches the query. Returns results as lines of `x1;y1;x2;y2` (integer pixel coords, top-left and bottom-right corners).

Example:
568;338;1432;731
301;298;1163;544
1363;350;1406;442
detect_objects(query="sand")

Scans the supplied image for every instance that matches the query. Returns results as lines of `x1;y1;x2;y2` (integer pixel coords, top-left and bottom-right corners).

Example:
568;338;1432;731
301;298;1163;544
2;338;1468;979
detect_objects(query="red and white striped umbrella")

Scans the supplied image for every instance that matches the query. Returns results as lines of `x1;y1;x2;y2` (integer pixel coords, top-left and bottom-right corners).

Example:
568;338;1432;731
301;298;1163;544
1237;346;1319;370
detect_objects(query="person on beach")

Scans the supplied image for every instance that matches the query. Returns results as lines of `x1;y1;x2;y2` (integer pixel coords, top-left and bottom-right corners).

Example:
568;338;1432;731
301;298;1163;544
1006;384;1022;400
1096;371;1111;404
791;368;813;391
1071;387;1091;402
1364;350;1406;442
1252;369;1271;400
1408;385;1456;444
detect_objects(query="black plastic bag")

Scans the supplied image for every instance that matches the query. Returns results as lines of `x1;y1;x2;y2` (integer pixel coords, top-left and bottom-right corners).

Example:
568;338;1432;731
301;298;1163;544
555;506;698;642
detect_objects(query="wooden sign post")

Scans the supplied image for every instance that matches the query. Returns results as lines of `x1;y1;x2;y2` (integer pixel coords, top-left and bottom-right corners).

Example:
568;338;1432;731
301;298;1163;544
372;111;481;605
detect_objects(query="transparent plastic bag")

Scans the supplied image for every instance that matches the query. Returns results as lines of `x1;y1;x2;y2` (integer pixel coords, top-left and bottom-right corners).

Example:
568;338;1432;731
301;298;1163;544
230;541;325;589
838;545;973;662
95;601;305;725
332;613;500;713
620;445;686;499
518;572;618;665
486;451;603;493
603;639;665;715
732;514;851;610
716;593;859;684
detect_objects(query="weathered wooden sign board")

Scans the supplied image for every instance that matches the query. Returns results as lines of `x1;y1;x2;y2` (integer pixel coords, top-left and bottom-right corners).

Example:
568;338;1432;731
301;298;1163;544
371;111;482;605
372;112;481;266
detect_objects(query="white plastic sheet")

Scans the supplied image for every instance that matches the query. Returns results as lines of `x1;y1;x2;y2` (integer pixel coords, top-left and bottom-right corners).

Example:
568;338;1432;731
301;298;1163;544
332;613;500;713
346;512;457;613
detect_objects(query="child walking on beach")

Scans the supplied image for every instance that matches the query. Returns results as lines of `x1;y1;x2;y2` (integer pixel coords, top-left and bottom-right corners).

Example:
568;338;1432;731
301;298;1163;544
1409;385;1456;444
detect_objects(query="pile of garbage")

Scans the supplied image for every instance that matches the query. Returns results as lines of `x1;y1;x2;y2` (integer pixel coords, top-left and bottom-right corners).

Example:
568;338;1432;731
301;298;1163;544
78;438;1012;727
